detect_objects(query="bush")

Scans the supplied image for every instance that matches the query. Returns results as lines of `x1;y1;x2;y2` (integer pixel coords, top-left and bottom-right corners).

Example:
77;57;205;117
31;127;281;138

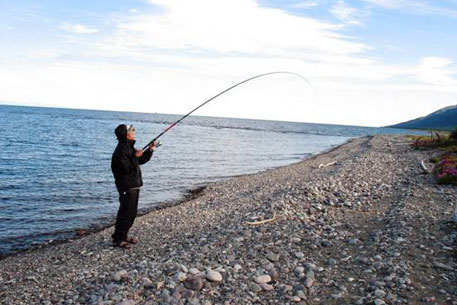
450;127;457;140
430;156;442;163
434;155;457;185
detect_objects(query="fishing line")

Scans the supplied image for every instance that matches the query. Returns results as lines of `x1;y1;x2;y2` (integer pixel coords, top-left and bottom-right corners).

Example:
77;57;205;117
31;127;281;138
142;71;318;151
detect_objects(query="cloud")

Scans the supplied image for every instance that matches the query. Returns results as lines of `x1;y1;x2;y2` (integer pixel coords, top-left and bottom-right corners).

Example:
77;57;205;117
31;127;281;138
362;0;457;18
362;0;403;8
60;23;99;34
101;0;368;61
415;57;457;86
292;1;320;9
2;0;457;127
329;1;368;26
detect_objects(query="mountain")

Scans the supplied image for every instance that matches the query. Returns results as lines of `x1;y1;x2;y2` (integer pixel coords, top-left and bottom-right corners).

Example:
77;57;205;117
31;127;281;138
389;105;457;131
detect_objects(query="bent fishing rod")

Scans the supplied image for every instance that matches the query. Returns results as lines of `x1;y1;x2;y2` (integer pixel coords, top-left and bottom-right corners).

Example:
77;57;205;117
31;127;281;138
142;71;317;151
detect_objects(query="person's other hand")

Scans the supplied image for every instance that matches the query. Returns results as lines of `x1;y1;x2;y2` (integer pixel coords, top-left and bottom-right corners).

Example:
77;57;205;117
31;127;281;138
149;142;157;152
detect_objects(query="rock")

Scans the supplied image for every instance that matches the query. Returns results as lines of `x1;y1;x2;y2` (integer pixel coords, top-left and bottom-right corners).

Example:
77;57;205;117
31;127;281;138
355;298;365;305
268;268;279;281
283;285;293;293
180;264;189;273
174;272;187;282
234;264;242;271
160;290;171;302
305;270;315;288
112;270;128;282
331;292;342;299
189;268;200;275
206;270;223;282
260;283;274;291
181;289;194;299
374;289;386;298
294;267;305;274
188;298;201;305
295;252;305;258
297;290;306;299
254;275;271;284
291;296;301;302
321;239;332;247
116;301;135;305
348;238;360;245
184;276;204;291
305;277;314;288
433;262;454;271
249;282;262;293
374;299;386;305
140;277;154;289
266;252;280;262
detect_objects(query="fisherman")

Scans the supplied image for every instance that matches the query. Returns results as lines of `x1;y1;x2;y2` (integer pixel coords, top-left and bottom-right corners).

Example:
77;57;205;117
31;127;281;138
111;124;156;248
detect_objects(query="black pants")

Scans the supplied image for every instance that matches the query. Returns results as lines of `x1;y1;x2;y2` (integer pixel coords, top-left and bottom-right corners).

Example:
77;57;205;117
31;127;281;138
112;189;140;243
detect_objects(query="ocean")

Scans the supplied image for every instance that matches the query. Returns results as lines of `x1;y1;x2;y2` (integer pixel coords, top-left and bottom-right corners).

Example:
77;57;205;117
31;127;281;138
0;105;423;256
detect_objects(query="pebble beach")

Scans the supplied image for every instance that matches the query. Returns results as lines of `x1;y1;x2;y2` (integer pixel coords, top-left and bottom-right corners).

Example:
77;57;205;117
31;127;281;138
1;135;456;305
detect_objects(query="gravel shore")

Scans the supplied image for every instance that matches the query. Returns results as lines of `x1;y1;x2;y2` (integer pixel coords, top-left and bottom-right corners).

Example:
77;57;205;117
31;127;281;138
1;135;456;305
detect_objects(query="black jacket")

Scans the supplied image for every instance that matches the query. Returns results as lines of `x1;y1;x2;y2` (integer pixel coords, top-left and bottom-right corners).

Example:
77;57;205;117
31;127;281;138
111;138;153;193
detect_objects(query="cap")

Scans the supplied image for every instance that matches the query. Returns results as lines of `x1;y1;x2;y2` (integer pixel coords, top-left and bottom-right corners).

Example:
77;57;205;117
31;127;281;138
115;124;127;139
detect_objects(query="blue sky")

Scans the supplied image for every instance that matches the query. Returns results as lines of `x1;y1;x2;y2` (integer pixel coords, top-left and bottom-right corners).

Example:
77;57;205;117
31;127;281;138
1;0;456;126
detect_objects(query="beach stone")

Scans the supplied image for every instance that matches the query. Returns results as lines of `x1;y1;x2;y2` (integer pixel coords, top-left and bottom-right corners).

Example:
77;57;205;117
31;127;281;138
283;285;293;293
181;289;194;299
184;276;203;291
249;283;262;293
189;268;200;275
305;277;314;288
112;270;128;282
180;264;188;273
374;289;386;298
188;298;201;305
206;270;222;282
294;267;305;274
348;238;360;245
266;252;280;262
254;275;271;284
291;296;301;302
297;290;306;299
433;262;454;271
374;299;386;305
140;277;154;289
160;290;171;302
268;268;279;281
174;272;187;282
116;301;135;305
295;252;305;258
260;283;274;291
234;264;242;271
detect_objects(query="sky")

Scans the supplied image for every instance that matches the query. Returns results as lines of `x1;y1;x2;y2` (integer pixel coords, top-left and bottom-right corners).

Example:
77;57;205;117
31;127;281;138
1;0;456;127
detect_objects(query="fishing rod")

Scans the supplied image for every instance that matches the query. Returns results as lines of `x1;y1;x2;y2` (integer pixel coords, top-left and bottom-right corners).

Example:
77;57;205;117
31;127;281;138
142;71;317;151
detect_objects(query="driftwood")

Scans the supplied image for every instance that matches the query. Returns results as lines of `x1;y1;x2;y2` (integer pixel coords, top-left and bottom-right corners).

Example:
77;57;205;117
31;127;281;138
245;213;277;226
318;161;337;169
420;160;430;174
